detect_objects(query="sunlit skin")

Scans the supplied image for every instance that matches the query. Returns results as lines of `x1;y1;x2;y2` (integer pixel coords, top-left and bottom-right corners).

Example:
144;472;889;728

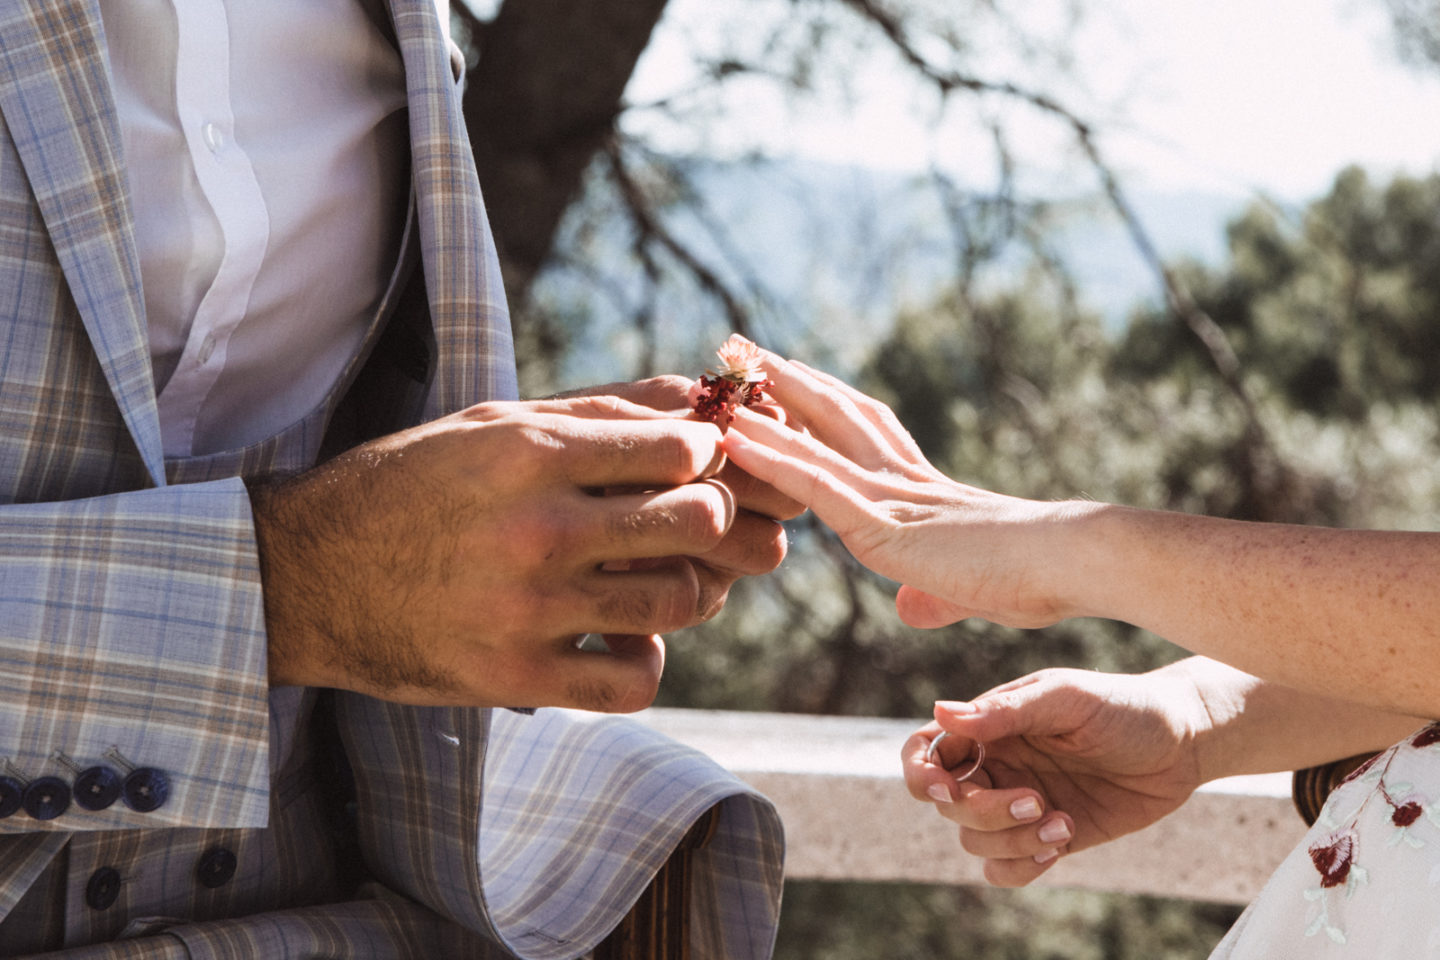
720;347;1438;883
254;376;799;713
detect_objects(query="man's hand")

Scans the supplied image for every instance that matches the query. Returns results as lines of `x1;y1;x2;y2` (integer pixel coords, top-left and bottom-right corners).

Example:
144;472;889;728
901;666;1210;887
559;375;803;617
251;394;771;712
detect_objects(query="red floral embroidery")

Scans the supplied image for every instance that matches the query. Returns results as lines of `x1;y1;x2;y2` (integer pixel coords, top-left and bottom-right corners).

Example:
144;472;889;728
1391;801;1423;827
1411;723;1440;748
1340;752;1382;785
1309;833;1356;888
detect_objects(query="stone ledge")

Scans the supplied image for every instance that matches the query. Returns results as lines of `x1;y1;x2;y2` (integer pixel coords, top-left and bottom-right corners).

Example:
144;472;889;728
634;707;1306;904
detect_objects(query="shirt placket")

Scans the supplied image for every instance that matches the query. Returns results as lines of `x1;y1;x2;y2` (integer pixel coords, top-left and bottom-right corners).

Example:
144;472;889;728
155;0;271;457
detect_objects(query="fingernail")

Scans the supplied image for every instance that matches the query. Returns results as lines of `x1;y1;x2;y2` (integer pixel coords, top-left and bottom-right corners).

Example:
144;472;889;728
1033;848;1060;865
1038;819;1071;844
1009;797;1042;821
927;783;953;804
936;700;978;715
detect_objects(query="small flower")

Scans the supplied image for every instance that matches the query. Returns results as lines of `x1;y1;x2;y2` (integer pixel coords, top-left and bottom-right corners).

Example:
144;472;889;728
714;333;767;383
691;334;773;428
1393;800;1424;828
1309;831;1357;888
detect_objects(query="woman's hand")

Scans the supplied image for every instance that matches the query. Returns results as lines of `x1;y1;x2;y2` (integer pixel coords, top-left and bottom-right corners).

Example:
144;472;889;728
721;351;1100;630
900;666;1211;887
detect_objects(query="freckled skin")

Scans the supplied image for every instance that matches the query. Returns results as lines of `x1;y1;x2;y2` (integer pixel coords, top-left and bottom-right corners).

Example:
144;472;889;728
723;346;1440;886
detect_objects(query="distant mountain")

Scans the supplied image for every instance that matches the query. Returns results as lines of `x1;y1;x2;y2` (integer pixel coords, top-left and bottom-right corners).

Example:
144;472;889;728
535;157;1278;382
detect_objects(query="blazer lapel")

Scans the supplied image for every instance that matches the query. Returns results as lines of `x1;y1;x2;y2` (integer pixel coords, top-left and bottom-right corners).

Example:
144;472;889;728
388;0;517;415
0;0;165;486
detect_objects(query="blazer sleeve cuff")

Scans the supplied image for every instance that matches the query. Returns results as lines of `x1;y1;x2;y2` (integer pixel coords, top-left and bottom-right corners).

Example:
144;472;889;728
0;477;272;833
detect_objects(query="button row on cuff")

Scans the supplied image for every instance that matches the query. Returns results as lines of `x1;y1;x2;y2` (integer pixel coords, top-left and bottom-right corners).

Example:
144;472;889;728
0;755;169;820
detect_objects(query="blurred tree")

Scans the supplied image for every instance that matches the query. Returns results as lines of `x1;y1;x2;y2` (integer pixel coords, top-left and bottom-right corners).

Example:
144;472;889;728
454;0;670;297
1383;0;1440;68
444;4;1440;958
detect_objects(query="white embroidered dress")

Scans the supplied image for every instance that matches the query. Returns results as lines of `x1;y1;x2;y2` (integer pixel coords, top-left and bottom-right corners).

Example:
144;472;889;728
1212;723;1440;957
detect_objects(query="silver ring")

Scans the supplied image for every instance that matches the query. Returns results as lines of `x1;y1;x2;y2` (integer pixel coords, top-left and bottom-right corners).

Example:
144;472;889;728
925;731;986;783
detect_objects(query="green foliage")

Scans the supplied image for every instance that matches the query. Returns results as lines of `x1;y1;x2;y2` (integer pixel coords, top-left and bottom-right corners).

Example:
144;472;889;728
1120;168;1440;424
647;165;1440;958
524;162;1440;957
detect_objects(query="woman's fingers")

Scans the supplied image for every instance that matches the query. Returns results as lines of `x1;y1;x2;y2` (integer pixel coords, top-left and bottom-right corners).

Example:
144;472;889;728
753;351;912;471
721;416;880;530
784;358;932;468
902;714;1075;886
981;849;1067;887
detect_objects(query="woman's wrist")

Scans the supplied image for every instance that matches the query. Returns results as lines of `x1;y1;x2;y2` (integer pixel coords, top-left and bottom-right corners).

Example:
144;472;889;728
1036;498;1130;623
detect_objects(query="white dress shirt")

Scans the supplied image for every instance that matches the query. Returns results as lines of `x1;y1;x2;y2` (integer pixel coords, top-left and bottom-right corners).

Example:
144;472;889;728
98;0;410;456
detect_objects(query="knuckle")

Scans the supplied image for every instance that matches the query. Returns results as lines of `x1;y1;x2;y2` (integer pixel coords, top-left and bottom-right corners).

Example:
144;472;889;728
741;518;788;571
958;828;988;859
566;677;623;712
692;574;730;623
664;428;718;479
600;579;696;633
501;511;567;568
684;496;731;549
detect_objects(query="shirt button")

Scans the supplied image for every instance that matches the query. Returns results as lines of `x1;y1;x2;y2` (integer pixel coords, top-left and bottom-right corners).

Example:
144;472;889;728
197;333;217;365
202;122;225;153
121;767;169;813
196;847;238;889
0;775;22;818
74;765;123;811
22;775;71;820
85;867;122;911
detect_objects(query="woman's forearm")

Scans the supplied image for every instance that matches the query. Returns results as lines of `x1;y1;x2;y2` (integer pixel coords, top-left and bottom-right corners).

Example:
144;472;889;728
1163;657;1426;781
1073;507;1440;719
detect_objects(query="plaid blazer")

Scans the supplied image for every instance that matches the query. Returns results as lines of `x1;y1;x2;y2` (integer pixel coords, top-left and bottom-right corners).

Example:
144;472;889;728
0;1;783;957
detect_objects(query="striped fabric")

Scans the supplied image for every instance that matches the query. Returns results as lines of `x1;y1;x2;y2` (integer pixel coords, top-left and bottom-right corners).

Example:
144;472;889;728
0;0;784;956
479;710;783;960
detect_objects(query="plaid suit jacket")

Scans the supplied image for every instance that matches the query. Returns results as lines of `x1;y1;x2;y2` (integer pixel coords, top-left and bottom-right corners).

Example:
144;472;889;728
0;1;783;957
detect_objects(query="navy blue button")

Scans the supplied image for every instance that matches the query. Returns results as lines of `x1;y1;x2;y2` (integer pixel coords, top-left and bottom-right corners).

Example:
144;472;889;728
85;866;121;911
0;776;22;819
196;846;237;889
22;775;71;820
74;765;123;811
121;767;168;813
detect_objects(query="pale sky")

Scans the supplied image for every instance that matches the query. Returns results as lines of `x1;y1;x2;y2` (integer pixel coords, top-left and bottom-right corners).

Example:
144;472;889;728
628;0;1440;201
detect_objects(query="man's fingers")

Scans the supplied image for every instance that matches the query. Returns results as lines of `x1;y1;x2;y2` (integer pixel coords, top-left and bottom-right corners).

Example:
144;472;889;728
519;394;676;420
691;510;789;578
553;633;668;714
587;480;737;562
570;560;708;637
556;417;727;489
715;459;805;522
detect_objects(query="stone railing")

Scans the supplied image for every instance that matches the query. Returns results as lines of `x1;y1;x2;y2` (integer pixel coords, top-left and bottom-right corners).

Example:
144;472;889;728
634;708;1306;905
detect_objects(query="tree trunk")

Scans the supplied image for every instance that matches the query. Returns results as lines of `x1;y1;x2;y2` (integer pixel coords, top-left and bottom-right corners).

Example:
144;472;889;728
461;0;671;304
